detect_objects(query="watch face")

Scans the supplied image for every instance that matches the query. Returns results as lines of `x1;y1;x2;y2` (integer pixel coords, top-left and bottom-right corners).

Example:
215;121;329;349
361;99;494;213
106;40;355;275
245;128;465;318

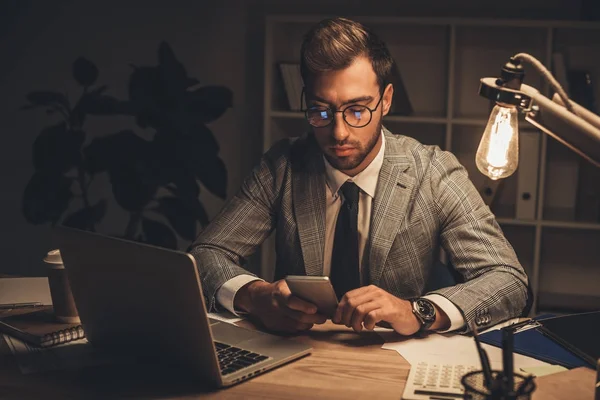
416;299;436;320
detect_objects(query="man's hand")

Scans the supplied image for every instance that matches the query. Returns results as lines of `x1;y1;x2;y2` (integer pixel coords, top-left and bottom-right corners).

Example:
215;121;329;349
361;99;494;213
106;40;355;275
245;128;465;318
332;285;450;335
234;280;327;333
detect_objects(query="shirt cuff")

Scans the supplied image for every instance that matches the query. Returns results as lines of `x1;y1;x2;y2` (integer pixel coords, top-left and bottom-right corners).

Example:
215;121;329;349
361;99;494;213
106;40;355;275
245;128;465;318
422;294;465;333
216;274;264;316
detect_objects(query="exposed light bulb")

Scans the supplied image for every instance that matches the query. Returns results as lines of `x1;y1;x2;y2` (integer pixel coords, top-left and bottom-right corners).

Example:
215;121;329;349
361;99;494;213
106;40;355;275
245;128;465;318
476;104;519;180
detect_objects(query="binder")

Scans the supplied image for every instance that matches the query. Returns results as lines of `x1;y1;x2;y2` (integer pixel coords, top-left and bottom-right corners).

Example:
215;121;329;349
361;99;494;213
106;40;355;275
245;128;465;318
388;60;413;116
279;63;300;111
0;308;85;348
515;130;540;220
479;312;599;369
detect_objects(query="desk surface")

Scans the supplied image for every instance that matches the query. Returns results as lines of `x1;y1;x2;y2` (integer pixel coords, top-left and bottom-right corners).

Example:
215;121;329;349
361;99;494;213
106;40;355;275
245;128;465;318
0;319;596;400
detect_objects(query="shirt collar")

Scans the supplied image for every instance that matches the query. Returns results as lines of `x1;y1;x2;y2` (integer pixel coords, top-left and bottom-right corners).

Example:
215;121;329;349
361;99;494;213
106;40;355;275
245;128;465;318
323;130;385;199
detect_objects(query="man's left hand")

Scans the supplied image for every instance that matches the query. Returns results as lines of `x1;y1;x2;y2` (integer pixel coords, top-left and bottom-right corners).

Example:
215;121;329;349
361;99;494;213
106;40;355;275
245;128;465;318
332;285;429;335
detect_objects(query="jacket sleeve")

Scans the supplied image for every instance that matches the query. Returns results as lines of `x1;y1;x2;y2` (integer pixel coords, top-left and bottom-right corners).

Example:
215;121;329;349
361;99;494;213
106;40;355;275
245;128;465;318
188;140;290;311
427;148;531;332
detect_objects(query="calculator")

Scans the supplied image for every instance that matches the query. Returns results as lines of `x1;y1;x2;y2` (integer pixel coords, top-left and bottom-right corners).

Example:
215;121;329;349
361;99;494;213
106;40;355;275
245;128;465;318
402;361;480;399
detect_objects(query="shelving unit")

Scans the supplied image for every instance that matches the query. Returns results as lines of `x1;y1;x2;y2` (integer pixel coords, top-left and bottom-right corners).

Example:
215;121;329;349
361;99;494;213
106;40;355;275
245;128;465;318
262;15;600;314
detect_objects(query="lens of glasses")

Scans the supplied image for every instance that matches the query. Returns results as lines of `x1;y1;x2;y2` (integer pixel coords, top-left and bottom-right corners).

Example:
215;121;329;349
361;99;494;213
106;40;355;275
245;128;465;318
343;106;371;127
305;108;332;127
305;105;372;128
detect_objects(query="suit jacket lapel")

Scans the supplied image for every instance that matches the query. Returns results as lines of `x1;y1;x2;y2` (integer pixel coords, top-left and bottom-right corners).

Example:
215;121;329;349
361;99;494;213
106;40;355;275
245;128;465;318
368;132;415;285
292;136;326;276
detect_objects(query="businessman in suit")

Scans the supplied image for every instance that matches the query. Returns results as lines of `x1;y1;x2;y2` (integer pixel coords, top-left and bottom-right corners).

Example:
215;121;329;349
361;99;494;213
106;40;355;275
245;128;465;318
190;17;530;336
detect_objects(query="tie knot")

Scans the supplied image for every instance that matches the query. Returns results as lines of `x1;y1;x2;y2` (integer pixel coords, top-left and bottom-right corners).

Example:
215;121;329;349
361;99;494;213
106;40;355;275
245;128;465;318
340;181;360;206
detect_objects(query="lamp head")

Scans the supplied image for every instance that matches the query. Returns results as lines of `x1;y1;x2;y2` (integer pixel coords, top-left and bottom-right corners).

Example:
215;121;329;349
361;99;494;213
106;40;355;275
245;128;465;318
478;53;600;179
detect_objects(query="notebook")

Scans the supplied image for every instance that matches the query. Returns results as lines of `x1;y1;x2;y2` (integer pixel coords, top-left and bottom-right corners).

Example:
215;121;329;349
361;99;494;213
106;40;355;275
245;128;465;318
55;226;311;388
0;308;85;347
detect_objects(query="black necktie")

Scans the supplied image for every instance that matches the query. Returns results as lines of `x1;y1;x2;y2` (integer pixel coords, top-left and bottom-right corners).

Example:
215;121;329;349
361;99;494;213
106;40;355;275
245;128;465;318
330;181;361;299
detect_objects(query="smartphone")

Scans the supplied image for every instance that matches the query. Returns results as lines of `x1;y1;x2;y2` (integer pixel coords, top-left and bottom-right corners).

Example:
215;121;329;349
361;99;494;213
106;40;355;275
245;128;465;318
284;275;339;318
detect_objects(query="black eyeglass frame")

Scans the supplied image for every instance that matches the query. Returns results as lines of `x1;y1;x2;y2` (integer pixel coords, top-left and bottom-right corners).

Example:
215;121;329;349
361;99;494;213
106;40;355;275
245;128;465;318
300;87;385;128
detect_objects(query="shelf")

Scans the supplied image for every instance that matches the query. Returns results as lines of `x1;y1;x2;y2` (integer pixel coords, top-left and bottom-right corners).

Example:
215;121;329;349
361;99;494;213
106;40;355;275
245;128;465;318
385;115;447;124
451;118;487;126
270;111;304;119
496;218;537;227
268;111;448;125
541;220;600;231
497;218;600;230
265;15;600;314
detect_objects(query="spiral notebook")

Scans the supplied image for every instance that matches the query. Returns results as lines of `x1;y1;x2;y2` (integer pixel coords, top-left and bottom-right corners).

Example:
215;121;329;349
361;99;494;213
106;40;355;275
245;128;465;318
0;307;85;348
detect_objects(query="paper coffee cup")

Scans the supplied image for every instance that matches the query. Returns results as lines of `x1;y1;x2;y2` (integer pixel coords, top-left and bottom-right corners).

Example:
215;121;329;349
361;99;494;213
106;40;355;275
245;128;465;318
44;249;80;324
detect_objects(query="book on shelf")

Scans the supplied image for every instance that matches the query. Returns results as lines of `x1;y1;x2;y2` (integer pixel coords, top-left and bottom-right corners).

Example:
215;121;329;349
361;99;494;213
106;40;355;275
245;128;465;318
551;52;570;97
0;307;85;348
278;63;303;111
388;60;413;116
515;130;541;220
478;178;503;208
567;69;596;113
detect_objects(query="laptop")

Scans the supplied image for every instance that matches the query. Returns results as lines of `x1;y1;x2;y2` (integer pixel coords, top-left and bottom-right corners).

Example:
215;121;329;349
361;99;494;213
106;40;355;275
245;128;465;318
55;226;311;387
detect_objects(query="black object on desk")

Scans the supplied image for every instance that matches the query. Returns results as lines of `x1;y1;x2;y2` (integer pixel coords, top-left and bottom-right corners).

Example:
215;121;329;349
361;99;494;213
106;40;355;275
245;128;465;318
537;311;600;368
479;311;600;369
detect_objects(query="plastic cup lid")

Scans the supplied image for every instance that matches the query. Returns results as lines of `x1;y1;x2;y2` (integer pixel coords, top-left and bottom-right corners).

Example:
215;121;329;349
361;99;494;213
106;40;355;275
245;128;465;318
44;249;63;265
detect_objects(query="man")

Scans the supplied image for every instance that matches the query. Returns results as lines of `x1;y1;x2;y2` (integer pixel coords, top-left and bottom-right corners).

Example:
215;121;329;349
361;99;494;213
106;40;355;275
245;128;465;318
190;17;530;336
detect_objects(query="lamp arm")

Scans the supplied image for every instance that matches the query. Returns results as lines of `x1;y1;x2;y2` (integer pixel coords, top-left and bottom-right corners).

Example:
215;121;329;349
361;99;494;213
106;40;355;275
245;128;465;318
520;84;600;168
512;53;575;115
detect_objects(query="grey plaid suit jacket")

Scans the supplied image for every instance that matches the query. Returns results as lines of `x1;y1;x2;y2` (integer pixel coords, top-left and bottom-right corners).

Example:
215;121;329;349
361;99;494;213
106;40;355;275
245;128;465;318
190;128;530;331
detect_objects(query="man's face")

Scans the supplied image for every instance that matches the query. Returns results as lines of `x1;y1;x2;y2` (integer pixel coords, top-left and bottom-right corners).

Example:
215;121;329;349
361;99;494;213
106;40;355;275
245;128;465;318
305;56;393;176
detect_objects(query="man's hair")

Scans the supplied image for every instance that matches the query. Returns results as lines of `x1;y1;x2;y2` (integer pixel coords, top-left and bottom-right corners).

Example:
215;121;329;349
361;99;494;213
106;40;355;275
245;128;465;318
300;17;394;92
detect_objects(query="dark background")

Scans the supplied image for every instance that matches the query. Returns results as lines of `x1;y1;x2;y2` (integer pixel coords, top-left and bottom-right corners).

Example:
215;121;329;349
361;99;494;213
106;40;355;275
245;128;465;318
0;0;596;278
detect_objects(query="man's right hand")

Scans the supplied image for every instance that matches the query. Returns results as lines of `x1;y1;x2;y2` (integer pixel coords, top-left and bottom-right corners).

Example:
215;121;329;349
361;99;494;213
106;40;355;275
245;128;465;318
234;280;327;333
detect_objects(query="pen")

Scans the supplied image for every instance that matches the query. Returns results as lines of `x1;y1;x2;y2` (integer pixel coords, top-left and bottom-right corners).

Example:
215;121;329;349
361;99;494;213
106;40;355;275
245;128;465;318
502;327;514;394
471;322;493;389
0;302;44;310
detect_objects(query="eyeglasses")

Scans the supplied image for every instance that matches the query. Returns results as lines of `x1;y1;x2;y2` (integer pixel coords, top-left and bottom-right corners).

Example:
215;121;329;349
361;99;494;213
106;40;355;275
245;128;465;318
302;89;384;128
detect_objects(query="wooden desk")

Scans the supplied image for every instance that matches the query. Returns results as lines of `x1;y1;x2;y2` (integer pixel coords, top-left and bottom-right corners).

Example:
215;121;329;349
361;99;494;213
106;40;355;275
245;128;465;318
0;320;595;399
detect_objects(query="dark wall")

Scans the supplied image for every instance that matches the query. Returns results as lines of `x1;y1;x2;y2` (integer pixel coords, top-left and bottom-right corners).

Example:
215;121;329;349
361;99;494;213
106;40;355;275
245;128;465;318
0;0;588;276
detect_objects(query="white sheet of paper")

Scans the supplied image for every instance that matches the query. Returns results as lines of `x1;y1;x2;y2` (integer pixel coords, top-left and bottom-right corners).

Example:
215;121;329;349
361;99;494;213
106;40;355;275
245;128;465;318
208;311;244;324
381;330;550;369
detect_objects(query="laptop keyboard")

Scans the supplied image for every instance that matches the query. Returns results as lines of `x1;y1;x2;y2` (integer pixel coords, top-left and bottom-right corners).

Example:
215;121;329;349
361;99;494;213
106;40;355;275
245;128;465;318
214;341;270;375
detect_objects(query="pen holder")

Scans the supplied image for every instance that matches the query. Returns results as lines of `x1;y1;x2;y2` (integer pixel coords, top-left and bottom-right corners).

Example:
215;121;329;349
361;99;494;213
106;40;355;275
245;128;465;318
462;370;535;400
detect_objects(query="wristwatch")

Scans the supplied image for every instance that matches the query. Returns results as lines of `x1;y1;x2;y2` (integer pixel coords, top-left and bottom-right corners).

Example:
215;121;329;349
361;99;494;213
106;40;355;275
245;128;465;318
410;298;437;331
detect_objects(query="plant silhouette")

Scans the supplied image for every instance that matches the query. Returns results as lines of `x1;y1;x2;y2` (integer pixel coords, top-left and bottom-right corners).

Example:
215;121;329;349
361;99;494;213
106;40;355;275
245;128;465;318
22;42;231;249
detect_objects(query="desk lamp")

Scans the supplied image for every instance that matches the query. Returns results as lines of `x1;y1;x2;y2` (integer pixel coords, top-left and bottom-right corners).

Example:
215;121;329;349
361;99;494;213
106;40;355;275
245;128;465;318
477;52;600;180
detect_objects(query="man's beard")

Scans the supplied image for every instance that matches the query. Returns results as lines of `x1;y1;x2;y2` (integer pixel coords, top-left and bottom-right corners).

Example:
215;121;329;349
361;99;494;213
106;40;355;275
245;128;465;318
325;118;382;172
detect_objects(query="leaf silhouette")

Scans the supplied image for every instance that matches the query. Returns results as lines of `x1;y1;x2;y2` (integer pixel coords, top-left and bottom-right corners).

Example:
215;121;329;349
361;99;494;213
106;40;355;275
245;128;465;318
176;129;227;199
142;217;177;249
185;86;233;123
153;197;197;240
158;42;198;93
79;92;131;115
22;172;72;225
33;122;84;173
62;200;107;230
107;132;158;211
195;157;227;199
24;91;69;109
73;57;99;87
128;66;165;109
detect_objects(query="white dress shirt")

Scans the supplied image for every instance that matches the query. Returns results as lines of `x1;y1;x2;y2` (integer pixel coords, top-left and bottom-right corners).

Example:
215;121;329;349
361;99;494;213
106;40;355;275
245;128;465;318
216;132;465;332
